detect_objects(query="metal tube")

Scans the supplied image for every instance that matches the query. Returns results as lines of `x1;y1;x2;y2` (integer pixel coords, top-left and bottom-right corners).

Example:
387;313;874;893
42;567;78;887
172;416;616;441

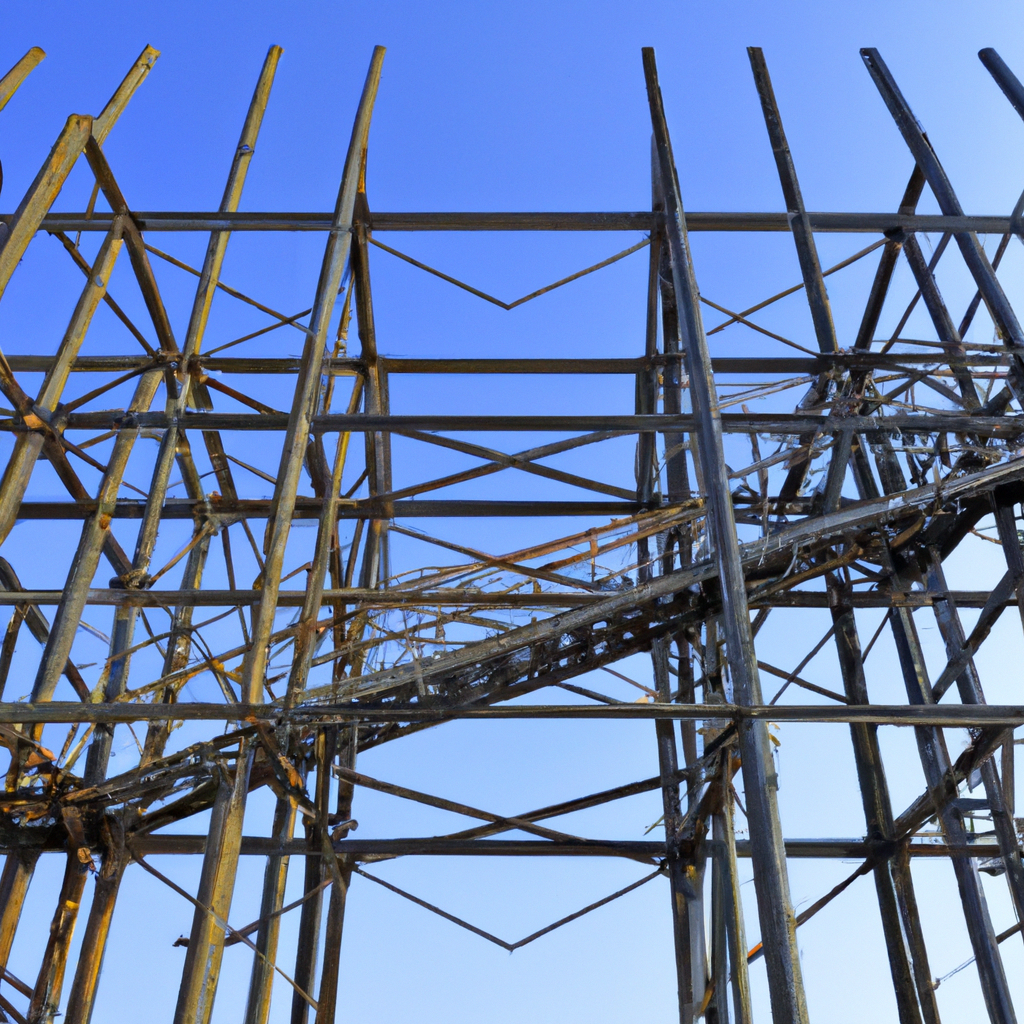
748;48;838;355
0;115;93;301
925;551;1024;946
24;209;1024;233
828;574;937;1024
883;542;1015;1024
860;48;1024;400
241;46;385;705
643;46;807;1023
172;743;254;1024
0;47;45;112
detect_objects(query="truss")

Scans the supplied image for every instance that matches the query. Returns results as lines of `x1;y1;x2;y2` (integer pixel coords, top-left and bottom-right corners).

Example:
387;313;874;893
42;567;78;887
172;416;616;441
1;38;1024;1024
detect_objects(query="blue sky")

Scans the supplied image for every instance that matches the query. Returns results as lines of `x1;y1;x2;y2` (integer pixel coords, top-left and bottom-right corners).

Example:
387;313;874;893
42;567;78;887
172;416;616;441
3;2;1024;1022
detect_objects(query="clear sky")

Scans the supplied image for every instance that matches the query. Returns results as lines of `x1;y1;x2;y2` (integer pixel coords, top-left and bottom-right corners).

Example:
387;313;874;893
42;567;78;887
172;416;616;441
3;2;1024;1022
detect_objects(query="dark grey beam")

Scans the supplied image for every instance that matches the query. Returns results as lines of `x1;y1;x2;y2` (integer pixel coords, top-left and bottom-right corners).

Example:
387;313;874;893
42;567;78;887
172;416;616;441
4;701;1024;726
4;499;644;519
39;410;1024;434
15;211;1022;233
0;586;1010;612
1;836;1004;860
4;354;1011;375
0;587;1009;610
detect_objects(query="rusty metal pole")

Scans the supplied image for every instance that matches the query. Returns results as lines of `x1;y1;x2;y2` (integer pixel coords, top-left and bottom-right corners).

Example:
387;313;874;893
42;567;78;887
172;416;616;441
175;45;384;1024
172;748;254;1024
637;185;705;1020
313;726;358;1024
643;46;808;1024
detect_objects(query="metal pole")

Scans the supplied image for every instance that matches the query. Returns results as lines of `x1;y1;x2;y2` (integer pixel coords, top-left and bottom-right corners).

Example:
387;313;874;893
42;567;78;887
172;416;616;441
642;46;808;1024
882;543;1016;1024
827;573;938;1024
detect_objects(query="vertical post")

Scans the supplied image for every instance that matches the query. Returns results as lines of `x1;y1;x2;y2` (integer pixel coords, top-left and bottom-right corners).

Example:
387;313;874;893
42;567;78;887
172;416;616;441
0;850;39;1001
747;48;844;505
65;541;213;1024
652;634;706;1021
717;779;752;1024
30;368;164;705
924;550;1024;945
314;726;358;1024
63;817;127;1024
243;795;298;1024
142;523;213;764
828;573;937;1024
747;48;837;357
990;499;1024;672
241;45;385;705
173;745;254;1024
1003;740;1016;819
642;47;808;1024
882;544;1015;1024
177;49;385;1024
709;814;731;1024
351;212;389;593
151;44;284;558
291;730;334;1024
654;166;700;805
101;51;283;1023
639;175;705;1022
274;364;360;1024
27;848;91;1024
254;366;358;1024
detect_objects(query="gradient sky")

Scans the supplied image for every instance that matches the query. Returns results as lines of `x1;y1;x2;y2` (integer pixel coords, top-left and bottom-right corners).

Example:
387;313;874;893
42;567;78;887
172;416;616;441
3;2;1024;1022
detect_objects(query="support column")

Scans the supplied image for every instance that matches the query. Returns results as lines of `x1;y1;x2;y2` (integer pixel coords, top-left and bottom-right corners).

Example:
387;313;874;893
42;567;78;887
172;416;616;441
27;856;89;1024
173;47;385;1024
924;550;1024;943
637;199;705;1020
828;573;938;1024
716;778;751;1024
314;726;358;1024
173;744;254;1024
643;47;808;1024
62;817;127;1024
883;543;1015;1024
242;794;299;1024
290;730;334;1024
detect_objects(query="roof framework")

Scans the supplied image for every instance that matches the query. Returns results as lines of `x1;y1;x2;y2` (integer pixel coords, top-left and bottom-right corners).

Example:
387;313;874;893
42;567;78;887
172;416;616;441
0;39;1022;1024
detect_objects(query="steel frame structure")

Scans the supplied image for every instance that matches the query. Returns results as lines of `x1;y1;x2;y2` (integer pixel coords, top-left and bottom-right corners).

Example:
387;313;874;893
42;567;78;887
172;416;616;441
0;38;1023;1024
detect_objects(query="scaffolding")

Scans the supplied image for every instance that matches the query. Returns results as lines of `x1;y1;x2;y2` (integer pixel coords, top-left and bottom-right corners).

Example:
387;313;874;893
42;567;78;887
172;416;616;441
0;38;1023;1024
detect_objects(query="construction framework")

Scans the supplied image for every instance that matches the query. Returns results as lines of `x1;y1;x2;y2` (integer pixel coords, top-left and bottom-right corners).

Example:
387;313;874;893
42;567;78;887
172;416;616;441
0;38;1024;1024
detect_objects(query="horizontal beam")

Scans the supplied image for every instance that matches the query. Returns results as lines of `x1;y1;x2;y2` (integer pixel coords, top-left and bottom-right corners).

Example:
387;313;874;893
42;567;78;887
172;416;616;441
1;835;1001;860
42;410;1024;435
5;353;1011;375
750;590;1010;609
8;499;642;519
0;588;1006;610
379;354;1012;373
4;701;1024;727
19;211;1024;233
136;836;666;858
0;587;612;607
